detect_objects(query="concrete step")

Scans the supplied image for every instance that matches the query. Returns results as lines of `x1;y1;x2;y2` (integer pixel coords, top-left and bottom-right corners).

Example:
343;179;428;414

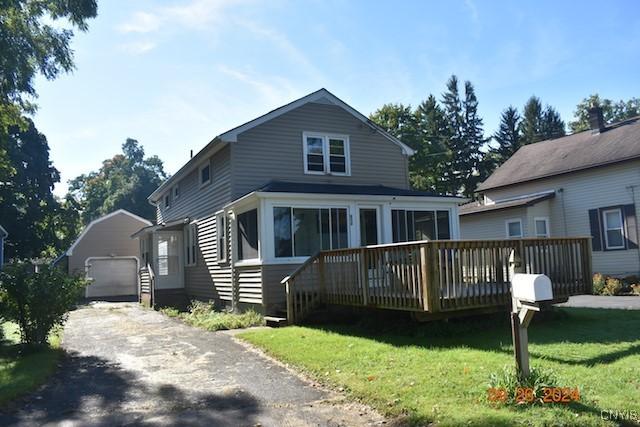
264;316;288;327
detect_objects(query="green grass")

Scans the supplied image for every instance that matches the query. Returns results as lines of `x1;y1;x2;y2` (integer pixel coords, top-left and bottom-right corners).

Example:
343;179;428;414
0;322;63;406
161;301;265;331
239;308;640;426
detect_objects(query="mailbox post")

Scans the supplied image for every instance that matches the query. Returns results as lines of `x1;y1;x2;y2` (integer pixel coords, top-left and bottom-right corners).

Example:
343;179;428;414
508;250;553;377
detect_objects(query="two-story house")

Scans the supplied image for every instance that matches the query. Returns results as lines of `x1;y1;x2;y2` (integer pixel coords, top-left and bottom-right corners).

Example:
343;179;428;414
133;89;463;314
460;106;640;277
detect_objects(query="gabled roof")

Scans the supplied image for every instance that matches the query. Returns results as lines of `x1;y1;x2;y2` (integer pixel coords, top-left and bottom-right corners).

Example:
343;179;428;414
0;225;7;238
459;192;555;216
253;180;461;199
477;116;640;192
148;88;415;202
66;209;152;256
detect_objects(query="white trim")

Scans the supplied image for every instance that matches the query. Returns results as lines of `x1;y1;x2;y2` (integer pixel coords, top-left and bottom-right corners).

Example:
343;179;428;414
356;204;382;246
505;218;523;239
534;216;550;238
491;189;556;205
199;161;211;188
602;208;625;250
83;256;140;298
67;210;152;256
302;131;351;176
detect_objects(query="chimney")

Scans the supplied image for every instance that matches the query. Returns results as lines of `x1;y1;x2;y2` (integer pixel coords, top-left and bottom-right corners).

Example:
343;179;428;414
587;105;605;134
190;149;193;158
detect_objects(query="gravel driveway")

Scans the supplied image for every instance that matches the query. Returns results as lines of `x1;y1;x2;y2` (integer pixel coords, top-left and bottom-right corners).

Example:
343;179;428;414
0;303;384;427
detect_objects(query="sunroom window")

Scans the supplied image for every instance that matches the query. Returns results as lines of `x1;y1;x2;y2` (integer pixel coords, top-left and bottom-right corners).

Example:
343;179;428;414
392;210;451;242
274;207;349;257
303;133;350;175
237;209;259;260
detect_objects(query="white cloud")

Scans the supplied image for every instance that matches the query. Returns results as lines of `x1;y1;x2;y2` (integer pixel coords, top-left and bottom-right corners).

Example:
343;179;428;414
217;65;298;105
119;40;157;55
117;11;162;34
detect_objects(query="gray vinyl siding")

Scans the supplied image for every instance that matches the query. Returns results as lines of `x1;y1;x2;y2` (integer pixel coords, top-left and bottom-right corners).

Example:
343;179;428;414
261;263;301;312
236;265;263;305
68;213;147;275
230;102;409;199
461;208;528;240
473;160;640;276
157;145;232;224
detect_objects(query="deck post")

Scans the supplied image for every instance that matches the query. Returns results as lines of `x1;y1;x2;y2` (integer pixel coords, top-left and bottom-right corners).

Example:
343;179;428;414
360;248;369;306
285;279;295;324
420;244;431;311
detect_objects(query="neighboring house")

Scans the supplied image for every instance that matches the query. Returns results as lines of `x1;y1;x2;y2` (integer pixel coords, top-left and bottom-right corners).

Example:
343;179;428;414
133;88;463;313
0;225;7;269
460;107;640;277
57;209;152;299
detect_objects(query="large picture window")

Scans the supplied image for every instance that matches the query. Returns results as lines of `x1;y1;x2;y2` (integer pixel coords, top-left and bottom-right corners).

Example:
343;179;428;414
237;209;259;260
274;207;349;257
303;133;350;175
392;209;451;242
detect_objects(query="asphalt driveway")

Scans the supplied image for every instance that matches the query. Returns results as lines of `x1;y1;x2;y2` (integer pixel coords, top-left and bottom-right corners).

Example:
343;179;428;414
0;303;384;427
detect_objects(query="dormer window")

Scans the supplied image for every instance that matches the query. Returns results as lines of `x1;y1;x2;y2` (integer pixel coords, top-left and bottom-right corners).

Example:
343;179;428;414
303;132;350;176
199;161;211;187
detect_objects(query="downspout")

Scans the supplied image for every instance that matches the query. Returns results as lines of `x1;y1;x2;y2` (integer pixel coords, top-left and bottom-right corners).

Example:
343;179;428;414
558;188;568;237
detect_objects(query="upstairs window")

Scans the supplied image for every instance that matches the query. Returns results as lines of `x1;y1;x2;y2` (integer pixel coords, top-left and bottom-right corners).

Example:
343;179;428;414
506;219;523;239
303;133;350;175
199;161;211;187
164;193;171;209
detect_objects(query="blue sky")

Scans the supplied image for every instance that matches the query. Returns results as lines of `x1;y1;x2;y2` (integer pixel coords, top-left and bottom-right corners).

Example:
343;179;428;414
33;0;640;196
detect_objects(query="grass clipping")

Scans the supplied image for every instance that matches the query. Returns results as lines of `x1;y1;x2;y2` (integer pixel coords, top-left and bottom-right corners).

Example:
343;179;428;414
161;301;264;331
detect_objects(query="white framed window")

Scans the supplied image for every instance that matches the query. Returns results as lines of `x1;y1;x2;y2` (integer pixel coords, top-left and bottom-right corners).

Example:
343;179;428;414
273;206;349;258
199;161;211;187
602;208;625;250
216;212;227;263
391;209;451;242
184;223;197;266
302;132;350;176
534;217;550;237
505;219;523;238
164;193;171;209
237;209;259;261
173;185;179;199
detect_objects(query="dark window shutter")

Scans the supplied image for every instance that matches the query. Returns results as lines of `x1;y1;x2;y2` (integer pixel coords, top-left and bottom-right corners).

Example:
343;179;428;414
588;209;602;251
623;204;638;249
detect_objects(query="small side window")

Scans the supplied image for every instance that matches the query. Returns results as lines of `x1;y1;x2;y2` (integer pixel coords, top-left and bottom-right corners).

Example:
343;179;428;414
173;185;179;199
506;219;523;239
216;213;227;263
534;217;549;237
200;161;211;187
164;193;170;209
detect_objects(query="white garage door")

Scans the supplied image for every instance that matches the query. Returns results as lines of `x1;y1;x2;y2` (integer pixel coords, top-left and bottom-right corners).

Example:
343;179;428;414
86;258;138;298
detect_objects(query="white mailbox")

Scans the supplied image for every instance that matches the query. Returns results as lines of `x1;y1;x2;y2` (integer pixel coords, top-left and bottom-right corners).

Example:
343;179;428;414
511;273;553;303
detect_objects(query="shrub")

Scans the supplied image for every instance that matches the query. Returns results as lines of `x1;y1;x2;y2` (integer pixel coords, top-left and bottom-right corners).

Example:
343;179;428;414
487;365;558;406
592;273;605;295
0;262;87;347
631;284;640;296
177;300;264;331
603;277;623;296
160;307;181;318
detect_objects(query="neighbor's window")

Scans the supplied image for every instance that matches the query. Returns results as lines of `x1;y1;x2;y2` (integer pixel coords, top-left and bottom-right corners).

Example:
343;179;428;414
534;217;550;237
216;213;227;263
274;206;349;257
603;208;625;249
184;223;197;266
200;161;211;187
237;209;259;260
391;209;451;242
164;193;170;209
506;219;523;239
303;133;350;175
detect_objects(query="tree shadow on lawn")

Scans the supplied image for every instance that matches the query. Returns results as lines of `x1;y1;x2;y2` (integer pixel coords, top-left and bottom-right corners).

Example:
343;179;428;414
0;350;262;427
304;307;640;366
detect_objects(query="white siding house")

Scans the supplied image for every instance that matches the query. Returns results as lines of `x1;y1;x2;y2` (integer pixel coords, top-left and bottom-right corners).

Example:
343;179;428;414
461;108;640;277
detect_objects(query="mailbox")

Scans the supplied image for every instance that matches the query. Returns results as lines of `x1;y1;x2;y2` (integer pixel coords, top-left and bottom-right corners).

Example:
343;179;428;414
511;273;553;303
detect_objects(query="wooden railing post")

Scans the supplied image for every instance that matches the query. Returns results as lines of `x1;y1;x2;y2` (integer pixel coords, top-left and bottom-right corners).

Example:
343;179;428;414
360;248;369;306
285;279;295;324
420;244;430;311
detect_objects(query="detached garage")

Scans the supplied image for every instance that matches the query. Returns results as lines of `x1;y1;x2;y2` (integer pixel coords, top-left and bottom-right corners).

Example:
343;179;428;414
61;209;152;299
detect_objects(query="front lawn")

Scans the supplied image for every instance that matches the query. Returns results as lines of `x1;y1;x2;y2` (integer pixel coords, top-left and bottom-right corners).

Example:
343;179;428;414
239;308;640;426
0;322;63;406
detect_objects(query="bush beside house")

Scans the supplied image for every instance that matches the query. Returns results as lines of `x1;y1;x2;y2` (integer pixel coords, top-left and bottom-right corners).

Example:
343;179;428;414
592;273;639;296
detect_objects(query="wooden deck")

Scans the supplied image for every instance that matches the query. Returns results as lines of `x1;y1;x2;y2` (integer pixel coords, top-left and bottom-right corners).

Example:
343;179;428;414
282;238;593;323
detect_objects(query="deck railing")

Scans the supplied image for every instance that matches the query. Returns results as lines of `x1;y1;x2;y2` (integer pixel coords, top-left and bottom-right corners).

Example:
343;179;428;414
139;263;155;307
282;238;592;323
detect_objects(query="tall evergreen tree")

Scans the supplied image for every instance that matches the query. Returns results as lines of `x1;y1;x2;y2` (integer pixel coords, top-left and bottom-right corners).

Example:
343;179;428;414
412;95;450;192
461;80;487;196
541;106;565;140
492;106;522;161
521;96;544;145
440;75;465;195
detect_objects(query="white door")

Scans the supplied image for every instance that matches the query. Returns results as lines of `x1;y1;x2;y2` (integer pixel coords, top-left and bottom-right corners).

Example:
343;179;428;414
86;258;138;298
358;206;381;246
154;231;184;289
